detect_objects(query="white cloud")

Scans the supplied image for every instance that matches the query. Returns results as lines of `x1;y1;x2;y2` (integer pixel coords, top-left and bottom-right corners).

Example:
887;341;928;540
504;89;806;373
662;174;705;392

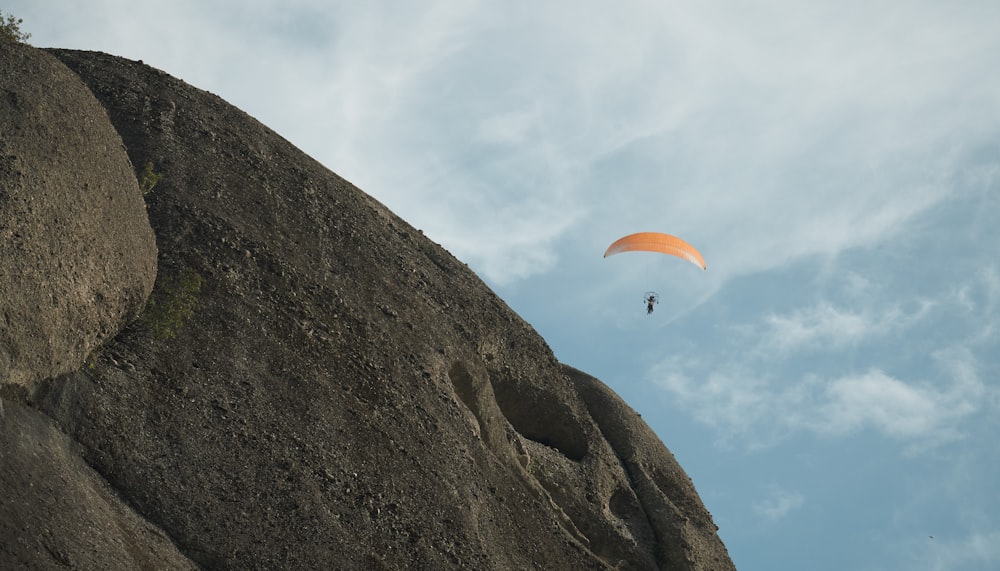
759;301;934;354
812;370;964;441
653;363;809;448
753;486;805;522
646;224;1000;451
918;530;1000;571
651;352;986;450
764;305;875;352
951;264;1000;343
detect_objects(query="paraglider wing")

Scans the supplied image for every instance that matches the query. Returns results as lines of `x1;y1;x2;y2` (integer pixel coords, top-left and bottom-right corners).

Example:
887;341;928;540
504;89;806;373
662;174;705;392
603;232;707;270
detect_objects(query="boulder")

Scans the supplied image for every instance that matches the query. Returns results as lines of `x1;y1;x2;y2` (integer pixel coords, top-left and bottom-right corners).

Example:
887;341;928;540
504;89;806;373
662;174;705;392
0;42;157;392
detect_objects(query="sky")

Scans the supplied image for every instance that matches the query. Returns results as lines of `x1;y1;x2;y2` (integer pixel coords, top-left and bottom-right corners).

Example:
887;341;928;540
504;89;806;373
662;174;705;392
9;1;1000;569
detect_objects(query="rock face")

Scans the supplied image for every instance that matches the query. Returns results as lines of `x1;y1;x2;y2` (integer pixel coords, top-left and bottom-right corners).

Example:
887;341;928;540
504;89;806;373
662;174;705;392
0;401;197;570
1;42;735;570
0;42;157;391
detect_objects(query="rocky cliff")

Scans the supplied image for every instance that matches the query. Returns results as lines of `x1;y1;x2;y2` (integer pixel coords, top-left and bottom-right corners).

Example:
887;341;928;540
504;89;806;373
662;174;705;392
0;41;735;570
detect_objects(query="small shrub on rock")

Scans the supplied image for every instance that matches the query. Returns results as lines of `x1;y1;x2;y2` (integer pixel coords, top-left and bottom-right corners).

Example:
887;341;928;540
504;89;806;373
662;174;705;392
138;162;161;195
0;11;31;43
142;268;203;339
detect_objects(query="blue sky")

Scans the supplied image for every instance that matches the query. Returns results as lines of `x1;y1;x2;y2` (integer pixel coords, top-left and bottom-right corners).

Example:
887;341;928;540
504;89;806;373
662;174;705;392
11;1;1000;569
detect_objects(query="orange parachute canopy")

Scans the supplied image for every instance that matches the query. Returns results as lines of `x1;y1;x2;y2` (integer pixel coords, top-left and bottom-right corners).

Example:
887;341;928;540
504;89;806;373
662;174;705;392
603;232;707;270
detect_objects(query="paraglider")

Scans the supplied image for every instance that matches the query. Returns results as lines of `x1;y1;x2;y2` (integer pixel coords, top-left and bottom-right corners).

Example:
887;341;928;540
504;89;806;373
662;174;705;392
644;292;659;314
604;232;706;314
603;232;706;270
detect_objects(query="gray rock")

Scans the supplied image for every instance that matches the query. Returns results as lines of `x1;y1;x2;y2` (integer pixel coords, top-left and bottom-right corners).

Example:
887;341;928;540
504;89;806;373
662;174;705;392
0;42;157;391
0;400;196;570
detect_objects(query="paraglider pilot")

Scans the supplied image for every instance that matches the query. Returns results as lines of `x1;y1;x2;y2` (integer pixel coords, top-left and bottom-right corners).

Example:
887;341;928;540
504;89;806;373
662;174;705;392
645;293;658;315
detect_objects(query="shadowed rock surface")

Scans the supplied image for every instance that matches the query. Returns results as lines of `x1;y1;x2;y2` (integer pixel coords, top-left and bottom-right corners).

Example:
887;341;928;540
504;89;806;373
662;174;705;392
0;401;197;570
1;42;735;570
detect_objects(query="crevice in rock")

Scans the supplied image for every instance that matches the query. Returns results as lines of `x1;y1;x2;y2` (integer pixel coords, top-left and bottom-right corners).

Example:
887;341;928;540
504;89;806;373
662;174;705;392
569;364;693;569
447;361;594;553
609;486;657;552
490;379;588;462
447;361;487;438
